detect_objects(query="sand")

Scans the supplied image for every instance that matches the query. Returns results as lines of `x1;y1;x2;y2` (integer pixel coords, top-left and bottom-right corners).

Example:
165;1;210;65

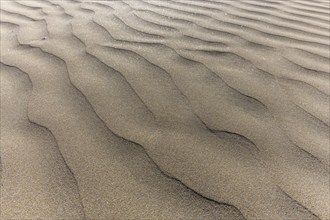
0;0;329;219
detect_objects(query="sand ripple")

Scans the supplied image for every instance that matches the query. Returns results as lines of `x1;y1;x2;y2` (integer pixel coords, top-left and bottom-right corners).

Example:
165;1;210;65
1;0;329;219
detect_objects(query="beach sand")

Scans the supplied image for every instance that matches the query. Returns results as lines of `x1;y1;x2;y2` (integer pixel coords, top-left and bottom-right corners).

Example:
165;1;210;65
0;0;329;219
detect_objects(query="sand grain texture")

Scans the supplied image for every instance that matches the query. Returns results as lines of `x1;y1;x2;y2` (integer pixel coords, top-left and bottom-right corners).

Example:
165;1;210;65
0;0;329;219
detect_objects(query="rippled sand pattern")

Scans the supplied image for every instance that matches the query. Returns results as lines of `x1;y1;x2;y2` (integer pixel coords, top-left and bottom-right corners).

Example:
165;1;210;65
1;0;329;219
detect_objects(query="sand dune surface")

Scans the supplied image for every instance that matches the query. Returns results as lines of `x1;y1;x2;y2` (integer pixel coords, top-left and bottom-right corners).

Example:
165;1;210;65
1;0;329;219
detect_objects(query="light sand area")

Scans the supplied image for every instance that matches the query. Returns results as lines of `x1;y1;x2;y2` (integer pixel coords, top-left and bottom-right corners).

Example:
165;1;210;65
0;0;329;219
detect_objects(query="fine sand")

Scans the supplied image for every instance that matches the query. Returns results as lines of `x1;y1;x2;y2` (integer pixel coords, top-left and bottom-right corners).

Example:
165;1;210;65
0;0;329;219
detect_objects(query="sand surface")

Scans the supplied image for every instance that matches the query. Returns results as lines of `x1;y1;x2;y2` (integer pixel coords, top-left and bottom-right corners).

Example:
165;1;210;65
0;0;329;219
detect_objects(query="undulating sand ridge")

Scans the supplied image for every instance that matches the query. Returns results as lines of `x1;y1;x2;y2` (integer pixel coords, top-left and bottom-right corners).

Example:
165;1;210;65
1;0;329;219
